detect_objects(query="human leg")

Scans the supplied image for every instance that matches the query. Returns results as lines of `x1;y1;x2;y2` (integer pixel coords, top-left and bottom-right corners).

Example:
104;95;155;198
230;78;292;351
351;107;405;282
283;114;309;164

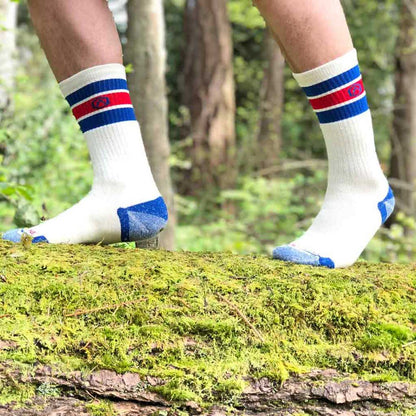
254;0;394;268
28;0;122;81
3;0;167;244
254;0;353;73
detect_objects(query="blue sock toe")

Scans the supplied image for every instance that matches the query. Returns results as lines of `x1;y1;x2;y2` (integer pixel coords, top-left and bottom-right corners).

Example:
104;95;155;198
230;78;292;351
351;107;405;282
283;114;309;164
2;229;25;243
3;229;49;244
273;245;335;269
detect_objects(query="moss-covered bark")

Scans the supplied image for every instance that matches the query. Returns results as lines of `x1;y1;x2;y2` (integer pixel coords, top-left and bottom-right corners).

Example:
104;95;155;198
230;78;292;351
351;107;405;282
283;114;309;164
0;241;415;415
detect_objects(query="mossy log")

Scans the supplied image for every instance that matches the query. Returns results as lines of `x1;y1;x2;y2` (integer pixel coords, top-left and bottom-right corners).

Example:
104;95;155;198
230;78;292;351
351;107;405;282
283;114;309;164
0;241;415;415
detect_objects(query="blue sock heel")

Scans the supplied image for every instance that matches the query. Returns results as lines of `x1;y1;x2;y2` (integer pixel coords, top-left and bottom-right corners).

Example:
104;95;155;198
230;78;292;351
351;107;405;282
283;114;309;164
378;186;395;224
117;196;168;242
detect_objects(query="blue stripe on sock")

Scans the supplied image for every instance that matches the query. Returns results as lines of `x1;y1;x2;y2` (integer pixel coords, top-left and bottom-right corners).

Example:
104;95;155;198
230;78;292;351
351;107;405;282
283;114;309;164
316;95;369;124
79;107;136;132
66;78;128;107
303;65;361;98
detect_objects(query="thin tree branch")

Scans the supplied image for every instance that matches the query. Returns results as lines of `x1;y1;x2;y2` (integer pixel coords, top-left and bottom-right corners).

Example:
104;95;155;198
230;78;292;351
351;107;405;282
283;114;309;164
216;293;265;343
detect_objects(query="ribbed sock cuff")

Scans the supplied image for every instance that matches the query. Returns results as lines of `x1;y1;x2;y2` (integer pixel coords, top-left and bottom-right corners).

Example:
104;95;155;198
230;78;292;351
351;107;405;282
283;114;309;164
59;63;127;97
293;49;358;87
58;64;136;133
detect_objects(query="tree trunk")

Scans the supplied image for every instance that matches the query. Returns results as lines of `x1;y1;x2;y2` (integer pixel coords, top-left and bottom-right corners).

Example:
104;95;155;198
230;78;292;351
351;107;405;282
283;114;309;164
183;0;236;195
0;0;18;118
255;28;285;171
125;0;175;250
390;0;416;229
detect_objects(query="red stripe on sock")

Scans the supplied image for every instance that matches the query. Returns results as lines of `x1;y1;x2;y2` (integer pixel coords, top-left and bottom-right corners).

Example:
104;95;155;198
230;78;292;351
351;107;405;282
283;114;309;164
72;92;132;120
309;79;365;111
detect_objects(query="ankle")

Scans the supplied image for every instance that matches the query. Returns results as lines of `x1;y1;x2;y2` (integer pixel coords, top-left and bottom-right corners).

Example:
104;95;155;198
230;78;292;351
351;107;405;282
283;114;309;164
90;180;160;203
326;176;388;197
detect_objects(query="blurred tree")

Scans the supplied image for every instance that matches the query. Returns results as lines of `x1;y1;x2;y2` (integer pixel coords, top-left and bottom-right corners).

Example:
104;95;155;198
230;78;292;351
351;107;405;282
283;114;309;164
125;0;176;249
255;28;285;170
390;0;416;230
0;0;17;117
183;0;236;195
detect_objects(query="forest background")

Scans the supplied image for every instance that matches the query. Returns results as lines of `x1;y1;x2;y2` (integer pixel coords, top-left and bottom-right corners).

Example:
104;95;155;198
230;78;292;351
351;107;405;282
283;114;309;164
0;0;415;264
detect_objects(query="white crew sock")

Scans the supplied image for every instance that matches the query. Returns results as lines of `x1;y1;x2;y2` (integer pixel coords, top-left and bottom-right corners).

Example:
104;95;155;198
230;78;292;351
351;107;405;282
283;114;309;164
273;49;394;268
3;64;168;244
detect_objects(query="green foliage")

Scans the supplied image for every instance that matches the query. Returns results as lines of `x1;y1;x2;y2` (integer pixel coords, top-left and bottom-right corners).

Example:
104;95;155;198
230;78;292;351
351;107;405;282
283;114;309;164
0;155;38;228
228;0;265;29
36;383;61;398
176;174;318;253
365;212;416;264
0;241;415;406
345;0;400;160
0;24;92;232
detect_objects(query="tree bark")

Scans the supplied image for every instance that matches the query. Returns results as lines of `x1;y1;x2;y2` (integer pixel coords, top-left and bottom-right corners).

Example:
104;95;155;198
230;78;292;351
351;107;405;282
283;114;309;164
390;0;416;228
183;0;236;195
0;0;18;118
1;365;415;415
125;0;175;250
255;28;285;171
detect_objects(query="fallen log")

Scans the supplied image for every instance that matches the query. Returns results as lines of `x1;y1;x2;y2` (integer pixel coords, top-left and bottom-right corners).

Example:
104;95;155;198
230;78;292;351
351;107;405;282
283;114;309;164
0;241;415;415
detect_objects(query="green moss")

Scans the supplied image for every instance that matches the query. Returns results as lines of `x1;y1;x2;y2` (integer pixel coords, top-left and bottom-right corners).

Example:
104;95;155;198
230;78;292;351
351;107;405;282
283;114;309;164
0;241;415;407
85;401;116;416
379;403;416;416
0;382;36;406
153;384;200;402
356;322;415;352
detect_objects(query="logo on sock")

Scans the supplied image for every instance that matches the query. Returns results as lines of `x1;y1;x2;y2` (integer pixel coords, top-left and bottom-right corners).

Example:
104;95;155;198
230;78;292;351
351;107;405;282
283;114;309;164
348;83;363;98
304;65;369;124
92;96;111;110
67;78;136;132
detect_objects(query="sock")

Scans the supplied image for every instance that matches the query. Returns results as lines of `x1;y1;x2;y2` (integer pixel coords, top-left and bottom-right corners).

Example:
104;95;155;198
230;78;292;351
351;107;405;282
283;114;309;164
272;49;394;268
3;64;168;244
